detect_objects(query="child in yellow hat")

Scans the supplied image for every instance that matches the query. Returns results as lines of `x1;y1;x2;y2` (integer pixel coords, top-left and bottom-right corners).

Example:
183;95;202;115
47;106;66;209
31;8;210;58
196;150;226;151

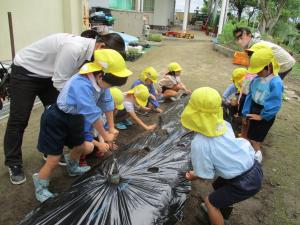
242;45;283;163
181;87;263;225
32;49;132;203
117;84;157;131
131;67;163;113
222;68;247;121
79;87;124;163
158;62;191;101
109;87;132;130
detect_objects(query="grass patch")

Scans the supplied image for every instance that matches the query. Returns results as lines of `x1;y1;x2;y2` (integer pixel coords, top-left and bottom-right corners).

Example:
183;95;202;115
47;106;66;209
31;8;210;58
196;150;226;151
291;62;300;79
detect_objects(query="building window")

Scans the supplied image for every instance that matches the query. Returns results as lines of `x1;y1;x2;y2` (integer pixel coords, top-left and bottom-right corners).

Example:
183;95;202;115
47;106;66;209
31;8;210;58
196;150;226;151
143;0;154;12
109;0;135;10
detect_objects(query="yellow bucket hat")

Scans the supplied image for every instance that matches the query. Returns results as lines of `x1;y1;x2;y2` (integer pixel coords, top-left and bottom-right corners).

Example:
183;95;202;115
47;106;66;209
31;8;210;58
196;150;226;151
181;87;226;137
127;84;150;107
110;87;124;110
138;67;158;83
79;62;103;74
168;62;182;72
94;49;132;77
246;43;280;75
231;68;247;92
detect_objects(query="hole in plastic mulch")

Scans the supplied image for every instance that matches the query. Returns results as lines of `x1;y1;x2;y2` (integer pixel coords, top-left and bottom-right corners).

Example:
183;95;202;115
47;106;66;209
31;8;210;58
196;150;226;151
143;147;151;152
177;143;187;147
147;167;159;173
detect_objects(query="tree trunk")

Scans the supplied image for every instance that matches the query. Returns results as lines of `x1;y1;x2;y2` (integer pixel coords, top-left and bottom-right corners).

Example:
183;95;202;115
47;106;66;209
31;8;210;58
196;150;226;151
237;8;243;21
247;8;256;25
212;0;220;26
206;0;214;26
258;0;286;35
259;17;266;34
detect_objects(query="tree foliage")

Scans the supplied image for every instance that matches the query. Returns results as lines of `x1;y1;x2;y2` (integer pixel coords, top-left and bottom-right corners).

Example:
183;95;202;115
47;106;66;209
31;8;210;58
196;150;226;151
229;0;258;21
257;0;300;35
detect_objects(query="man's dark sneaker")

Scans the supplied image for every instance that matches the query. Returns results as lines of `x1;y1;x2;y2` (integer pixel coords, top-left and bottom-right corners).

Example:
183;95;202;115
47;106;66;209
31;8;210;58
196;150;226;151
43;154;67;166
8;165;26;185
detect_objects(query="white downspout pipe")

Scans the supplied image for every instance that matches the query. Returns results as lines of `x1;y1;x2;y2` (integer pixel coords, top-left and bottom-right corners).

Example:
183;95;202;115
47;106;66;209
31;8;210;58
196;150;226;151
182;0;190;31
135;0;141;11
140;0;144;12
217;0;228;35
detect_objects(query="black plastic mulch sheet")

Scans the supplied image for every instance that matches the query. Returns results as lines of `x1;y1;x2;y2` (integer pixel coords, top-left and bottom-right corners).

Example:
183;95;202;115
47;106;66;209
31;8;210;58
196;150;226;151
19;96;194;225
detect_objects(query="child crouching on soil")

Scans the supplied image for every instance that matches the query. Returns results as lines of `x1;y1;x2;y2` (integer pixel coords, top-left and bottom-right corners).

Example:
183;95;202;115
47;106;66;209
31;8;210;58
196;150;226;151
222;68;247;122
158;62;191;101
242;45;283;163
131;67;163;113
181;87;263;225
115;84;157;131
33;49;132;203
109;87;132;130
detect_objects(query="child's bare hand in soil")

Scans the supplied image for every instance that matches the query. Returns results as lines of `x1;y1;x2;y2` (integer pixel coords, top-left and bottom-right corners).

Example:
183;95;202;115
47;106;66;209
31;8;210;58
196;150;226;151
143;107;152;112
184;88;192;94
247;114;262;121
146;124;157;131
185;170;198;181
150;94;157;100
95;142;110;153
233;113;239;118
242;117;248;125
156;108;163;113
109;142;118;151
109;127;119;137
103;132;115;143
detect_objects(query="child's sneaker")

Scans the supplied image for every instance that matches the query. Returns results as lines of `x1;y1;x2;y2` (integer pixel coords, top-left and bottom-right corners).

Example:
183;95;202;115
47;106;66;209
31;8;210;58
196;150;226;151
116;122;127;130
32;173;54;203
254;150;263;163
123;118;133;126
64;154;91;176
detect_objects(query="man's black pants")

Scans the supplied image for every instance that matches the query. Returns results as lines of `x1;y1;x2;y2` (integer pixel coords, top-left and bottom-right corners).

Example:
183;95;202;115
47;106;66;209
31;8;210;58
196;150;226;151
4;65;59;166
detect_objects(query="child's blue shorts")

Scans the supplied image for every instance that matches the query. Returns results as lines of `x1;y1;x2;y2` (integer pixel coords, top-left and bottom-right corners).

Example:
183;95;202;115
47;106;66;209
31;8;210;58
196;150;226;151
37;104;85;155
209;160;263;209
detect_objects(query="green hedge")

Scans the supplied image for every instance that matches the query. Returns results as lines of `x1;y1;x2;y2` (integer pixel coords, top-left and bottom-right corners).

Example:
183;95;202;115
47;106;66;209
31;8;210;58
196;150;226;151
148;33;163;42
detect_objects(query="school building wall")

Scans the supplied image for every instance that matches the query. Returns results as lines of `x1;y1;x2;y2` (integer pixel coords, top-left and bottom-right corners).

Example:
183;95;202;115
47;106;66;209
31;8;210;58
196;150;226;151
175;12;193;23
152;0;175;26
111;9;144;37
0;0;84;61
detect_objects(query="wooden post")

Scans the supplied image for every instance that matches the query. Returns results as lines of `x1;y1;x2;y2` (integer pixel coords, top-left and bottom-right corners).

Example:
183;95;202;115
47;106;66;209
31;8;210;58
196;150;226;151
8;12;15;59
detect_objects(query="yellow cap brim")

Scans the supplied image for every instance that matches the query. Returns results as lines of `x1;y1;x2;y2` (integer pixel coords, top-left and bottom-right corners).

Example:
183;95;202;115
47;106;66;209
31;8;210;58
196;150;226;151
245;48;254;53
111;68;133;77
116;103;124;110
247;65;264;74
135;97;147;107
79;62;102;74
127;89;134;94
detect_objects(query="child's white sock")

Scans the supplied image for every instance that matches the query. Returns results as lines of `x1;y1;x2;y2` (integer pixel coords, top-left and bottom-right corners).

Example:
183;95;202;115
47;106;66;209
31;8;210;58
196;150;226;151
254;150;263;163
